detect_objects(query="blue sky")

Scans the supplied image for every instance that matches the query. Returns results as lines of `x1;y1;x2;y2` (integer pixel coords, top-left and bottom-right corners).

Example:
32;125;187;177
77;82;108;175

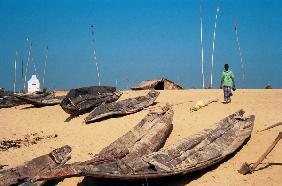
0;0;281;90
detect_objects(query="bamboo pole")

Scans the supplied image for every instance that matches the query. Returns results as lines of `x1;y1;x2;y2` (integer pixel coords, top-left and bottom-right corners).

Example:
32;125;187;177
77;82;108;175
200;4;205;88
210;4;220;88
13;51;18;93
21;59;24;92
91;25;101;86
258;122;282;132
234;21;245;84
238;132;282;174
42;46;48;89
24;37;32;92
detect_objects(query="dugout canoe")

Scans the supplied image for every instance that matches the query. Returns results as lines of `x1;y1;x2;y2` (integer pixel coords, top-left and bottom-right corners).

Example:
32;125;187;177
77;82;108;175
84;89;160;123
0;145;71;186
0;96;25;108
33;106;174;181
38;109;254;180
0;91;56;109
60;86;122;116
17;95;65;107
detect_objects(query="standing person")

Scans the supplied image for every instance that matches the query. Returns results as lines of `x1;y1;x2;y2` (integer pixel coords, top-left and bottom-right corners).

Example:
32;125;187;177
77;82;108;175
220;64;236;103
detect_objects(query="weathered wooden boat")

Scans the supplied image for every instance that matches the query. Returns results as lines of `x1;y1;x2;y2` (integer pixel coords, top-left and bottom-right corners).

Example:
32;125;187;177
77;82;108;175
0;95;25;108
0;145;71;186
0;91;54;109
19;91;54;99
85;90;160;123
36;109;254;181
17;95;65;107
60;86;122;116
32;106;173;181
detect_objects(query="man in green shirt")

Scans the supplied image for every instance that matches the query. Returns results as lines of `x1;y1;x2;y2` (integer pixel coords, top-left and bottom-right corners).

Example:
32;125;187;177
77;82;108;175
220;64;236;103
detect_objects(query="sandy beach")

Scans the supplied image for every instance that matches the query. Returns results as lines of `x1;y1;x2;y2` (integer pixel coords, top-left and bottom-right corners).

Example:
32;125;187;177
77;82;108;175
0;89;281;186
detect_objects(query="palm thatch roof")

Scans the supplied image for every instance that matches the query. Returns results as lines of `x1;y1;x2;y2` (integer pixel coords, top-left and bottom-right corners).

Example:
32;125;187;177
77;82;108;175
131;78;183;90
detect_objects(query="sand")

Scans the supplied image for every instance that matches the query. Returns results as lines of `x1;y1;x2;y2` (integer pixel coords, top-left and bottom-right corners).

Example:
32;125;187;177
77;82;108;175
0;89;281;186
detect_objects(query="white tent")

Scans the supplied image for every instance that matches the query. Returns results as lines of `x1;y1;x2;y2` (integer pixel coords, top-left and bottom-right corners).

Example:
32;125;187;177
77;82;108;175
28;75;40;93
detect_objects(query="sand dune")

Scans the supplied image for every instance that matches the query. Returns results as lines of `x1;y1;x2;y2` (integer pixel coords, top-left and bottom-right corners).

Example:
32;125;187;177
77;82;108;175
0;89;281;186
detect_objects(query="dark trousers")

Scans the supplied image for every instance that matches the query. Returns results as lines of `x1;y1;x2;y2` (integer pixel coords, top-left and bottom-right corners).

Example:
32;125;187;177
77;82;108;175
223;86;231;102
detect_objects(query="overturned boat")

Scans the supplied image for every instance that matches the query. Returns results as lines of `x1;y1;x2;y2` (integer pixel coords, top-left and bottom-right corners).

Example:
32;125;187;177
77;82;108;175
37;109;254;181
32;106;173;181
0;145;71;186
84;90;160;123
60;86;122;116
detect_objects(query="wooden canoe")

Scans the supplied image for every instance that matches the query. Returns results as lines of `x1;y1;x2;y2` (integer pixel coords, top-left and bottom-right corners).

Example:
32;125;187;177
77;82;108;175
38;109;254;181
33;106;174;181
17;95;65;107
0;96;25;108
0;145;71;186
60;86;122;116
19;91;54;99
85;90;160;124
0;91;55;109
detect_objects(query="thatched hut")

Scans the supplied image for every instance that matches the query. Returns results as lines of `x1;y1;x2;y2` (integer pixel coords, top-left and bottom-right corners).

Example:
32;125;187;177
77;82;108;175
265;84;272;89
131;78;183;90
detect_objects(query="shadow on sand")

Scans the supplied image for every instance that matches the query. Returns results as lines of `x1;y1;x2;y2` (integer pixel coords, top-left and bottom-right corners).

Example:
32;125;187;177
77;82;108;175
20;105;45;109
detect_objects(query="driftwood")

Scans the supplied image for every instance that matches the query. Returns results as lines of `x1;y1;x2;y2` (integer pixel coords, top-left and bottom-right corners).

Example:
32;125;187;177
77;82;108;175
60;86;122;116
85;90;160;124
238;131;282;175
0;133;58;151
33;106;173;181
258;122;282;132
0;145;71;186
36;109;254;181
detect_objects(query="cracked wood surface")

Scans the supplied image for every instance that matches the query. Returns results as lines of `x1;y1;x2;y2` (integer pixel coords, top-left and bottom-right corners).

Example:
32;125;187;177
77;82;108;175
40;109;254;180
0;145;72;186
85;90;160;123
17;95;65;106
34;106;173;181
60;86;122;116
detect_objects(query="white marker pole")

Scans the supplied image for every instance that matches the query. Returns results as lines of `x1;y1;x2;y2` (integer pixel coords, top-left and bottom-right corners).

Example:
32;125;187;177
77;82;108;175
210;5;220;88
234;21;245;83
14;51;18;93
91;25;101;86
31;56;38;78
24;38;31;92
42;46;48;89
200;4;205;88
